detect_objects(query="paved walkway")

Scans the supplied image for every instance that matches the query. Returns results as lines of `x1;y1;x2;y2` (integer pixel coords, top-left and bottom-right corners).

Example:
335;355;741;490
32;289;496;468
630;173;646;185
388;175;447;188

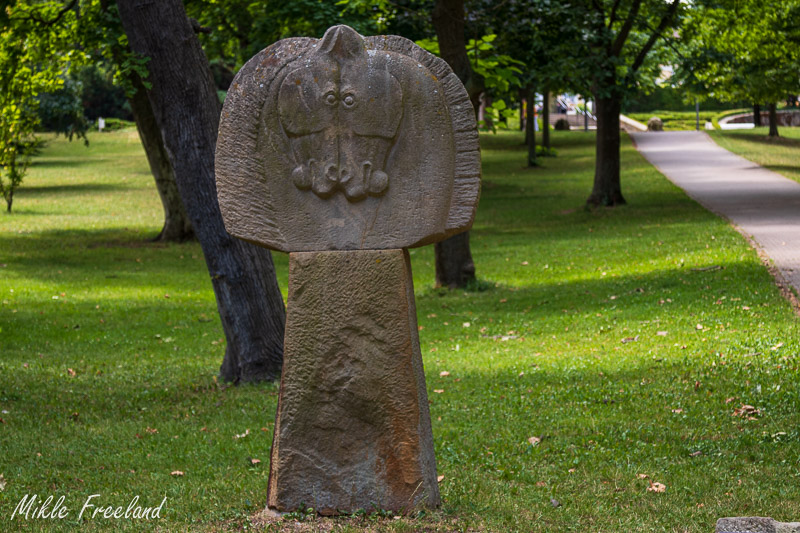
631;131;800;295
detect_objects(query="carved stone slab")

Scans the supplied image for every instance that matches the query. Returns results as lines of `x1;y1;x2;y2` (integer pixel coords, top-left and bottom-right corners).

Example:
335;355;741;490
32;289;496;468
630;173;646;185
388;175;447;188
267;249;439;514
216;25;480;252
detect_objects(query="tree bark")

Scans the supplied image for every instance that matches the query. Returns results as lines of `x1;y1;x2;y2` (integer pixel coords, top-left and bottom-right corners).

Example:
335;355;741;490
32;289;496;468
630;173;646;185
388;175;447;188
117;0;286;383
526;86;537;167
753;103;761;127
768;102;779;137
127;75;193;242
542;89;550;150
432;0;478;289
434;232;475;288
587;96;626;206
432;0;484;113
519;89;525;132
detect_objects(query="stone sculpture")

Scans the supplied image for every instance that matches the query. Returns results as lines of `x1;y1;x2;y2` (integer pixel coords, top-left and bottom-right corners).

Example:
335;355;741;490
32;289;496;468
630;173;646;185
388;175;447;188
215;24;480;515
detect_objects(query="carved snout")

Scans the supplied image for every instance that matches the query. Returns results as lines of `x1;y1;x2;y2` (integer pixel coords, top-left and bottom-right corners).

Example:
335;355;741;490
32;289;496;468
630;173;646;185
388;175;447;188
292;160;388;201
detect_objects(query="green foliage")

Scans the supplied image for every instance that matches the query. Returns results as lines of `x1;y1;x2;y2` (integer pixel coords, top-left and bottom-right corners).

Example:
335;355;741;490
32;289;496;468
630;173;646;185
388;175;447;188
678;0;800;105
0;0;80;212
417;34;523;132
36;75;89;142
183;0;381;74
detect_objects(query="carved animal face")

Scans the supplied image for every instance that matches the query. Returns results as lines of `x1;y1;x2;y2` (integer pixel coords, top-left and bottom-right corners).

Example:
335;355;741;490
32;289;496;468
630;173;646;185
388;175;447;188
278;26;403;202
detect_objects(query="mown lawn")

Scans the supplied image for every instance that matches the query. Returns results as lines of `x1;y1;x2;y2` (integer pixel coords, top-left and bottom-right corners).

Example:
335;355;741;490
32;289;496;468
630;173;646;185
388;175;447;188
1;128;799;532
708;127;800;183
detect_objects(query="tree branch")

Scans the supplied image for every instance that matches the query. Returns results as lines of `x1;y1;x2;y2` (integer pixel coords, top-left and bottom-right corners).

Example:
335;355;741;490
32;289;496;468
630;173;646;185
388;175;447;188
608;0;623;29
630;0;680;73
13;0;78;27
610;0;641;56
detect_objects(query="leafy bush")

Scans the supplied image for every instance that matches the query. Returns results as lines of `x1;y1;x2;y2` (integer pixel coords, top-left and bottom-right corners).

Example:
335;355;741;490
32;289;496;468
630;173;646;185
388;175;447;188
554;118;570;131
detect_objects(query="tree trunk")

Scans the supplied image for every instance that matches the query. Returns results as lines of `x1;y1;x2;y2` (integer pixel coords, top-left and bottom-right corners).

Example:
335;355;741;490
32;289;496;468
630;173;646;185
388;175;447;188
587;96;626;206
519;89;525;132
542;89;550;150
482;94;493;130
118;0;286;383
431;0;478;289
434;232;475;288
433;0;484;112
526;86;537;167
768;102;779;137
127;75;193;242
753;103;761;127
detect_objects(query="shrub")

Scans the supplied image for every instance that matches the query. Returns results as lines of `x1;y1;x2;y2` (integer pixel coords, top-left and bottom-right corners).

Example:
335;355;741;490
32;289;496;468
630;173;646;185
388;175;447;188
647;116;663;131
554;118;570;131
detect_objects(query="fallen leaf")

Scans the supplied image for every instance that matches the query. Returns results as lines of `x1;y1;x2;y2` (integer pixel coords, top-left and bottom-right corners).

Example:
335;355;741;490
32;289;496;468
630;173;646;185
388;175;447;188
145;427;158;434
733;405;760;418
234;429;250;439
690;451;702;457
527;436;541;446
250;458;261;465
67;368;76;377
637;474;649;479
499;298;507;303
437;475;444;483
536;481;547;487
621;336;639;344
696;324;704;330
656;331;668;336
462;322;471;328
433;389;444;394
439;371;450;377
742;306;751;310
521;261;529;266
771;342;784;351
568;468;576;473
647;481;666;493
170;471;184;477
671;408;684;414
0;473;5;491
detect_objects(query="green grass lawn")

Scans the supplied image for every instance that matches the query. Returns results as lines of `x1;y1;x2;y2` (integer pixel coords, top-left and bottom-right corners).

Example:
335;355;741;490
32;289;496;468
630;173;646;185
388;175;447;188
627;110;748;131
708;127;800;183
2;128;800;532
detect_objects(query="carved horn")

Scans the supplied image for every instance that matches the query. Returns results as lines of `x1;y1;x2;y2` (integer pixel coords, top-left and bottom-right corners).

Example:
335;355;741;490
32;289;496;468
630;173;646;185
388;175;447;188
318;25;366;61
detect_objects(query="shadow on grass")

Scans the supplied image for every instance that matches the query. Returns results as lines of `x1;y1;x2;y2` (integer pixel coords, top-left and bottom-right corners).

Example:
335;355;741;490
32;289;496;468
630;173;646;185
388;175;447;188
718;132;800;148
19;183;128;196
31;158;95;168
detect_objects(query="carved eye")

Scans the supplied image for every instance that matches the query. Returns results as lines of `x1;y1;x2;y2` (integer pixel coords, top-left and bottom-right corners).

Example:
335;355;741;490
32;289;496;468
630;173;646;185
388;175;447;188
342;94;355;107
325;92;337;105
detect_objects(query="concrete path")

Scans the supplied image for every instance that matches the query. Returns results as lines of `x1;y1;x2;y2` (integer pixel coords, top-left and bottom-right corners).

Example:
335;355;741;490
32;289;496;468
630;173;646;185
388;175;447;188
631;131;800;295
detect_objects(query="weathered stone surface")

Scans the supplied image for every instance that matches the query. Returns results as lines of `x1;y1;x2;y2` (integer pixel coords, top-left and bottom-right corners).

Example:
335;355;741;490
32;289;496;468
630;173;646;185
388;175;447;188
716;517;800;533
267;249;439;514
647;116;664;132
215;25;480;252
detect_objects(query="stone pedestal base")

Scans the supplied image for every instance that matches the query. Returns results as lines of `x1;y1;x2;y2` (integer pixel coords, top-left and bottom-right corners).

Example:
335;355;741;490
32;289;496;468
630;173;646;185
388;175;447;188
267;249;440;515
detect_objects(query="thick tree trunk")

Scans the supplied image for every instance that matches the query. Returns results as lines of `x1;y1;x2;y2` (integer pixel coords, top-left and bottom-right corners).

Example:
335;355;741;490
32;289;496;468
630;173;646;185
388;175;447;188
128;75;193;242
542;89;550;150
118;0;286;383
519;89;525;131
768;102;779;137
432;0;484;112
587;96;626;206
434;232;475;288
753;103;761;127
432;0;478;289
526;86;537;167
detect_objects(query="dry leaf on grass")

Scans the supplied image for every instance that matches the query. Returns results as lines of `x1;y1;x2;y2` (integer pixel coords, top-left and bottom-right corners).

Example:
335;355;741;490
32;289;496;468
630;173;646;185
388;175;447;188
527;436;541;446
67;368;76;377
234;429;250;439
439;371;450;377
647;481;666;493
170;471;184;477
250;458;261;465
437;475;444;483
